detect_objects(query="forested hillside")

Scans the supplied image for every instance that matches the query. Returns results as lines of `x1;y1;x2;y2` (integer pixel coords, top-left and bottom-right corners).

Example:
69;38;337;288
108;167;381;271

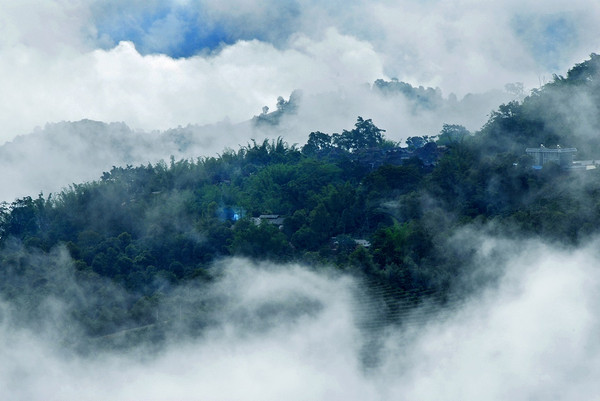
2;54;600;343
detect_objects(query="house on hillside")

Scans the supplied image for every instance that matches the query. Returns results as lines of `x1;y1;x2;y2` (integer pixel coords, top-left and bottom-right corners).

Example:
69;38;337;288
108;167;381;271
352;142;442;170
331;236;371;250
526;145;577;169
253;214;286;228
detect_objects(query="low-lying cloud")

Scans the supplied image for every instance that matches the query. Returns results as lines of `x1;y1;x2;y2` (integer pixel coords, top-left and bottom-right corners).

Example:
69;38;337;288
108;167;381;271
378;235;600;400
1;234;599;400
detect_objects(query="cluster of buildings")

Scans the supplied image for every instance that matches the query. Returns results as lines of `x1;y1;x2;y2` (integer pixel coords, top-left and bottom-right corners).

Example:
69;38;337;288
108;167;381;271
525;145;597;170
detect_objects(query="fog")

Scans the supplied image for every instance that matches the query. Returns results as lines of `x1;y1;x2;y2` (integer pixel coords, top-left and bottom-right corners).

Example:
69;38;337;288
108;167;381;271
2;2;600;399
0;119;234;202
0;82;514;203
1;235;599;400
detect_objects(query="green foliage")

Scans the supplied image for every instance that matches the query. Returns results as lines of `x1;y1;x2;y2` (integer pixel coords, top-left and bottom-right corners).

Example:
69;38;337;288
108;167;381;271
229;219;291;261
4;53;600;338
302;116;387;156
363;163;425;199
478;53;600;158
436;124;470;146
303;131;333;156
333;116;386;152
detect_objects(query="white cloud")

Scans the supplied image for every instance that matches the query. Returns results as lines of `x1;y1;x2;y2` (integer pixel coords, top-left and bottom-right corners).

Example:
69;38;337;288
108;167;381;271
0;27;384;144
1;0;599;146
2;238;600;400
372;237;600;400
0;1;92;52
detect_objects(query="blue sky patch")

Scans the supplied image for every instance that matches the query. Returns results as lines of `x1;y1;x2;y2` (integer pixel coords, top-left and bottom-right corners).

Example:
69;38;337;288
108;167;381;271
512;13;578;71
92;1;302;57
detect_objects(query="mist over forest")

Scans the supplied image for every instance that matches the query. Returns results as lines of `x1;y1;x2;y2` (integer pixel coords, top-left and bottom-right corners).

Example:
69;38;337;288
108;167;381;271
2;2;600;400
0;80;514;203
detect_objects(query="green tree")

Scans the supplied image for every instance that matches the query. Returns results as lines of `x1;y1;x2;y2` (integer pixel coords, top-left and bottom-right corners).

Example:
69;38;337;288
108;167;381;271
332;117;386;152
229;219;291;260
303;131;333;156
436;124;470;146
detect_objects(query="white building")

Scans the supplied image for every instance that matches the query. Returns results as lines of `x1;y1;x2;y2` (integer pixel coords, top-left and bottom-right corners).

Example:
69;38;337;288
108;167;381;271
525;145;577;168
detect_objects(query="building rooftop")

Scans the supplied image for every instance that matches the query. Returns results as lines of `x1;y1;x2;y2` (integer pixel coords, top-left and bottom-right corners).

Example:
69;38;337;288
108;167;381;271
525;147;577;153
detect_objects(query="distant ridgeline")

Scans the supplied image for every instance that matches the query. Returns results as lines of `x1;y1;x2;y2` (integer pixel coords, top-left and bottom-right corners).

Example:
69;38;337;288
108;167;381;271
372;78;444;110
252;79;447;127
2;54;600;344
252;90;301;126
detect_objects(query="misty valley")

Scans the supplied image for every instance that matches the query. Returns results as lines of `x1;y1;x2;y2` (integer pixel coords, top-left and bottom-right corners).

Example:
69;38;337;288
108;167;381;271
2;54;600;400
